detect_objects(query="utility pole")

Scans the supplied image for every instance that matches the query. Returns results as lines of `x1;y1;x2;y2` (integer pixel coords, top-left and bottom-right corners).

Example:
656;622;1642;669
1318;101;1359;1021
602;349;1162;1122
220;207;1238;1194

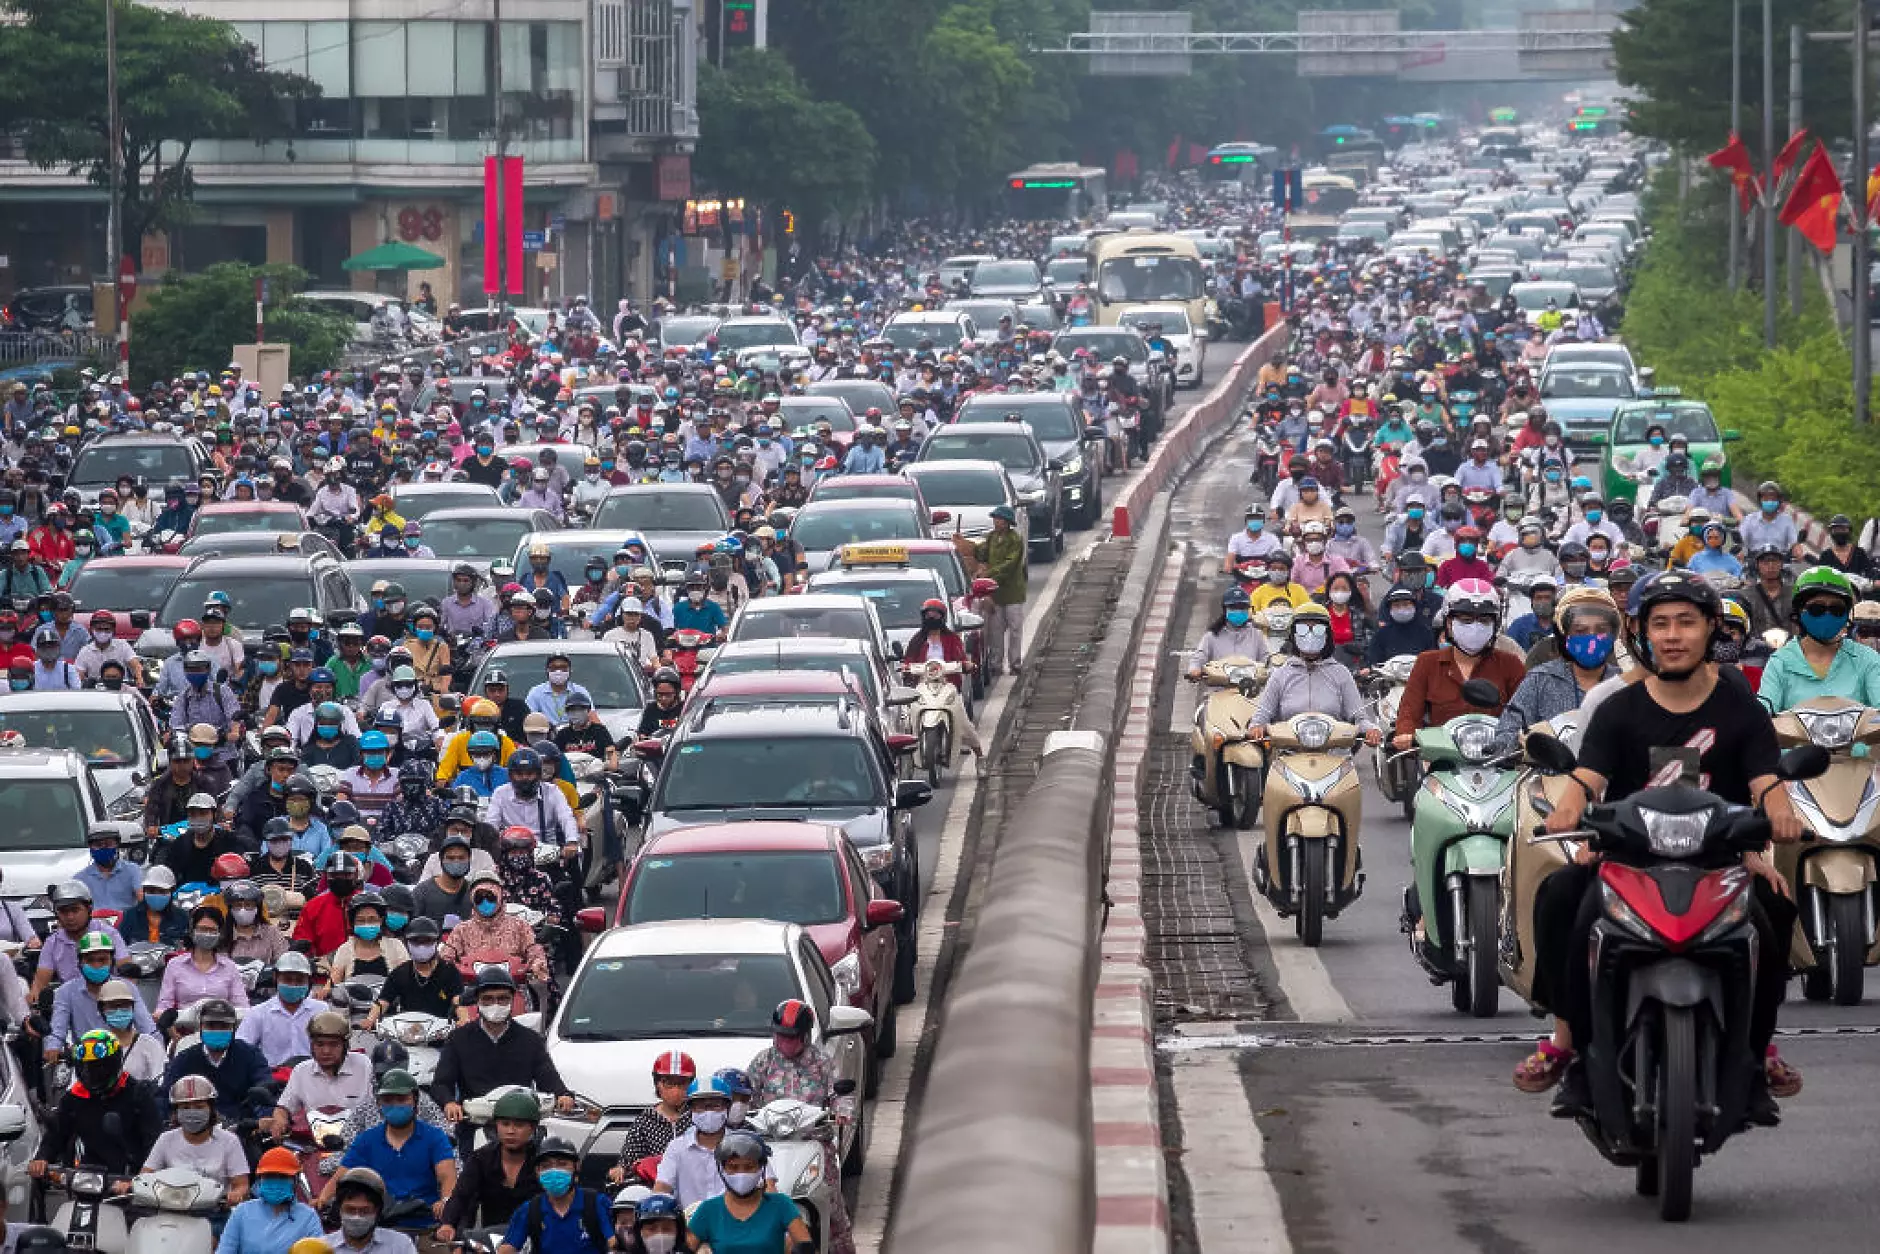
1763;0;1778;347
1729;0;1742;292
1856;2;1872;424
1789;24;1805;316
490;0;503;317
105;0;125;368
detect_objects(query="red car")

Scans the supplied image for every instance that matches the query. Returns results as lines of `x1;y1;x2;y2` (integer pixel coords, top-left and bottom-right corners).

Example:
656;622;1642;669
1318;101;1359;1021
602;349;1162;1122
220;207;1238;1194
605;822;905;1055
58;555;191;639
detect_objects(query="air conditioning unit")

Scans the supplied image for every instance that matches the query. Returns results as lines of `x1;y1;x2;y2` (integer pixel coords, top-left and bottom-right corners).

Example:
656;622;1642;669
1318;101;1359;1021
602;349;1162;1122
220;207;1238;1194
619;64;648;94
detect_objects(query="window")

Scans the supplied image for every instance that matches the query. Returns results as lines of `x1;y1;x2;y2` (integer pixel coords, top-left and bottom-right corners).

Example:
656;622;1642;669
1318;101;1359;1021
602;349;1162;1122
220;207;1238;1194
407;22;455;97
558;953;800;1042
625;852;846;927
658;736;882;809
354;22;408;96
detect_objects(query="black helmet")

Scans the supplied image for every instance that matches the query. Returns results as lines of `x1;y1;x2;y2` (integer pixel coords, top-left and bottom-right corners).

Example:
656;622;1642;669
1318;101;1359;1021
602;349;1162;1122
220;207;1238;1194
369;1039;409;1079
771;998;815;1039
283;772;318;800
537;1135;582;1163
506;748;541;776
403;915;441;942
381;883;416;916
651;666;682;690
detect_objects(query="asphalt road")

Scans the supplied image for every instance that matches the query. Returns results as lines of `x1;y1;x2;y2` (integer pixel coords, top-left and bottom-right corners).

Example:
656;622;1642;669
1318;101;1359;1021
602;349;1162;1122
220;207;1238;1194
1148;425;1880;1252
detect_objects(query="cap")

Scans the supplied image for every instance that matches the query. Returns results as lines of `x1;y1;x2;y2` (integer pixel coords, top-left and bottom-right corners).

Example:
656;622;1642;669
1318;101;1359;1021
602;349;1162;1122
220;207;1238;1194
375;1068;419;1096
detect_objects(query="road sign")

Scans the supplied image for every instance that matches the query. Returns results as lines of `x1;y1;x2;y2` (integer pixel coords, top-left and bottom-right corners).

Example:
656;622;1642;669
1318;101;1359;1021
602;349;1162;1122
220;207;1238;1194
521;230;547;252
1270;168;1303;211
549;213;566;233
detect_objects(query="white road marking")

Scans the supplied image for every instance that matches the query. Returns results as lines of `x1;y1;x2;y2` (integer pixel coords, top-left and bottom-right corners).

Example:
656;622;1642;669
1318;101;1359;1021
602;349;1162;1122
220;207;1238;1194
1233;789;1358;1027
1169;1049;1295;1254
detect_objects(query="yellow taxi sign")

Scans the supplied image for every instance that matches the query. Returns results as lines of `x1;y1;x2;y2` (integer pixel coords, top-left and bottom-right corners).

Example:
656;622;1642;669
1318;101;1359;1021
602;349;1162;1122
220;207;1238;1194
839;542;910;567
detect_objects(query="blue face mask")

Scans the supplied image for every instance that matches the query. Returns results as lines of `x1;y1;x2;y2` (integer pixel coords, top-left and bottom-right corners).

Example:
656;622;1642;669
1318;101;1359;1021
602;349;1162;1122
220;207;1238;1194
415;628;435;642
379;1102;415;1127
7;680;25;692
1649;435;1664;446
187;672;209;689
363;753;388;770
1801;607;1849;643
193;743;215;761
354;923;382;942
1422;571;1436;588
1761;499;1779;514
316;723;339;739
1545;470;1562;482
89;846;118;868
1334;523;1355;539
278;983;309;1005
1407;507;1425;521
1225;609;1250;627
1245;520;1263;533
1457;543;1477;559
144;893;171;911
1584;510;1602;524
475;898;499;918
538;1169;575;1197
257;660;278;676
104;1008;135;1031
386;912;408;931
1563;631;1615;669
80;963;111;985
202;1028;234;1051
255;1178;296;1207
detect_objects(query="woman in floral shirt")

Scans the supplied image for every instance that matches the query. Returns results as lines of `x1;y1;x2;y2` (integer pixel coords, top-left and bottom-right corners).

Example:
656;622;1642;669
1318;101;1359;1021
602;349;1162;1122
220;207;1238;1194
743;999;855;1254
438;873;549;985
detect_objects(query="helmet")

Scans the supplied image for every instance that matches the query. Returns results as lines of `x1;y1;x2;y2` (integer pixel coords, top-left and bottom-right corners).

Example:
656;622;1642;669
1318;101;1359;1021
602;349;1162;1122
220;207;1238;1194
1441;578;1500;624
1554;586;1619;634
1634;569;1721;621
499;825;537;855
368;1040;409;1079
772;998;815;1039
347;889;386;920
713;1067;754;1099
170;1074;219;1106
323;851;365;885
211;852;249;882
506;747;540;776
1792;565;1857;613
612;1185;655;1214
283;772;318;799
713;1130;770;1165
685;1075;735;1103
333;1166;388;1211
537;1134;581;1162
1222;585;1251;610
49;881;92;908
1721;598;1754;634
493;1089;544;1122
651;666;682;690
635;1194;683;1223
652;1049;697;1080
72;1028;124;1092
258;1146;302;1177
308;1010;351;1040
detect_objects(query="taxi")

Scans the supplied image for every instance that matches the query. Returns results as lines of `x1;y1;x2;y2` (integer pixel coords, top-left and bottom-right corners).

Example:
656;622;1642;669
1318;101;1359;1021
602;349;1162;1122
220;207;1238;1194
1593;389;1738;502
831;541;994;701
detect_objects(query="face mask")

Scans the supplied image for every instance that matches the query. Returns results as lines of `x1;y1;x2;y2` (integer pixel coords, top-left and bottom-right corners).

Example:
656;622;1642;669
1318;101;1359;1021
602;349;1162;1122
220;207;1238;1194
408;942;437;963
1545;470;1562;483
535;1167;576;1197
1713;637;1745;663
340;1214;377;1241
89;846;118;868
192;930;220;951
1563;631;1615;669
729;1099;750;1126
691;1108;728;1134
1801;607;1849;643
688;589;705;604
478;1000;510;1024
1389;604;1418;624
1306;541;1326;556
722;1170;763;1196
392;683;417;700
363;753;388;770
1245;520;1263;534
1423;572;1436;589
1295;624;1329;653
354;923;382;942
188;670;211;688
1761;500;1779;514
415;628;435;642
257;660;278;677
1449;621;1495;656
202;1028;234;1051
1457;543;1477;559
1584;510;1602;524
1407;508;1425;522
379;1102;415;1127
104;1007;135;1031
256;1178;296;1207
547;668;570;686
286;798;312;818
1330;589;1352;605
1649;435;1664;447
442;857;471;878
91;629;113;646
1266;569;1289;585
1533;600;1556;623
1334;522;1355;539
475;897;499;918
1225;609;1250;627
144;890;174;911
81;962;111;984
267;836;293;858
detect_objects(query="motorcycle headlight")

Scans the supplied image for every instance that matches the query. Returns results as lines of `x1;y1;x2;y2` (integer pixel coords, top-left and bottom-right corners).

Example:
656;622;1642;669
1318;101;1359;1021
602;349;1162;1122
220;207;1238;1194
71;1172;103;1195
1636;806;1713;858
831;952;862;1004
1796;706;1863;751
1295;716;1332;750
153;1179;198;1209
1452;721;1497;763
795;1146;825;1193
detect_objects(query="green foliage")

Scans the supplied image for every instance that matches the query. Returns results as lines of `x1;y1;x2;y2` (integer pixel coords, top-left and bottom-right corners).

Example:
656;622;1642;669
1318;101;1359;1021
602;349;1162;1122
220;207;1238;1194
1624;173;1880;521
131;264;352;390
694;50;875;222
0;0;317;258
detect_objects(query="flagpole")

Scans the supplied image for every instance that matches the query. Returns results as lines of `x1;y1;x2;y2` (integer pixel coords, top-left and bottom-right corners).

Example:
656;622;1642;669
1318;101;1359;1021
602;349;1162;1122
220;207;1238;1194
1763;0;1778;348
1789;25;1805;315
1730;0;1743;293
1855;1;1871;425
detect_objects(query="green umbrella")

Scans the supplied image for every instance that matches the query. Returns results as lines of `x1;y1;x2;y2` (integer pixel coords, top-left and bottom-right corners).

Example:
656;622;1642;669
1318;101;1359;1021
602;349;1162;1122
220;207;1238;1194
341;240;446;272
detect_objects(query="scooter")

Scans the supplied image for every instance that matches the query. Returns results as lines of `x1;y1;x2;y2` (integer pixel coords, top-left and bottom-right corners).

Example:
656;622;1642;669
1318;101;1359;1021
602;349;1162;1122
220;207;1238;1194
1189;656;1268;830
1771;697;1880;1005
746;1094;854;1249
1402;681;1520;1017
903;659;965;786
1364;654;1422;821
667;628;713;691
1251;712;1364;947
124;1166;226;1254
1521;732;1826;1222
376;1012;453;1086
1499;712;1585;1004
44;1165;133;1254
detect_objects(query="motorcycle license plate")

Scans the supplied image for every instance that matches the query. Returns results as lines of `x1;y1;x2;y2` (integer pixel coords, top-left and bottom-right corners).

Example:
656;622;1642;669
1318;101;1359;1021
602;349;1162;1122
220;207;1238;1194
833;1095;858;1123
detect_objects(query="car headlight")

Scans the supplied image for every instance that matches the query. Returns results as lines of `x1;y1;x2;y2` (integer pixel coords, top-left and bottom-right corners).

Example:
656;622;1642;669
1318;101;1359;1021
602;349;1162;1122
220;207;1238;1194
1637;806;1713;858
1018;488;1047;505
1060;452;1084;477
831;952;862;1003
860;844;896;873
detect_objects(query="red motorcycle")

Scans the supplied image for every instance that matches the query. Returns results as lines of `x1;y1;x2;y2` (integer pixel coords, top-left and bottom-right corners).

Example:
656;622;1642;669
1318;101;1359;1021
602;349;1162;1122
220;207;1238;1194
667;628;715;692
1461;486;1500;531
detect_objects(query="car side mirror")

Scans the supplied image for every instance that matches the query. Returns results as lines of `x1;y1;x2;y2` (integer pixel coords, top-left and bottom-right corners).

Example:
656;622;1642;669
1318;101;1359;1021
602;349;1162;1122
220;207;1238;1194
930;510;952;526
956;611;983;631
128;610;151;630
1083;426;1106;442
889;640;903;659
825;1005;873;1036
864;899;905;929
832;1078;857;1098
576;906;607;934
895;778;933;809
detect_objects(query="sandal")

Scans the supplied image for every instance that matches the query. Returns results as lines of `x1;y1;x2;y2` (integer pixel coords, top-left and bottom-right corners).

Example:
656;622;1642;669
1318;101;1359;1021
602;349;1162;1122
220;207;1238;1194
1513;1040;1572;1093
1765;1048;1803;1099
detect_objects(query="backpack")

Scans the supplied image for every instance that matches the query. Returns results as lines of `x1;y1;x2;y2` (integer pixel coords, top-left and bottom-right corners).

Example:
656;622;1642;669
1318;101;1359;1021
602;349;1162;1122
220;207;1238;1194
525;1188;607;1252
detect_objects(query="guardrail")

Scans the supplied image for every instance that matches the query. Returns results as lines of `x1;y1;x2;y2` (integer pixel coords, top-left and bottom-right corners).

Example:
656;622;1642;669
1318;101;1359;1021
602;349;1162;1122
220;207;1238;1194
891;324;1285;1254
0;330;114;367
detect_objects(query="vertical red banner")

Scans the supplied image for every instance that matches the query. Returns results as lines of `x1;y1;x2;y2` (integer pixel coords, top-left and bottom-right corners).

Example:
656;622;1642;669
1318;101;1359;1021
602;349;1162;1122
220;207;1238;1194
503;156;525;296
482;156;501;296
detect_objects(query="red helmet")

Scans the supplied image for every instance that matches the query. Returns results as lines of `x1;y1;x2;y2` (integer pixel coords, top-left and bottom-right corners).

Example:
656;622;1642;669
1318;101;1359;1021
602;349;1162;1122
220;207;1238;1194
651;1050;696;1080
499;825;536;854
211;852;250;883
920;598;947;616
1454;525;1483;542
772;998;816;1039
173;617;202;641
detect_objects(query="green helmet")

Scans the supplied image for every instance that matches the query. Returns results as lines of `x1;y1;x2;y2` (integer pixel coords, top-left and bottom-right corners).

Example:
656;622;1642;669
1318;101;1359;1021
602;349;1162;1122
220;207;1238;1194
76;930;115;957
1791;565;1856;612
492;1090;543;1122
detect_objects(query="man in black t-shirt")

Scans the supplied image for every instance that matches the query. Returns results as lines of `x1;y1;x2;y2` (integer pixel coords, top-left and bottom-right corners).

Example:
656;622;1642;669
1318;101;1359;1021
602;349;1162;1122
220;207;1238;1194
365;916;465;1026
1536;572;1803;1118
553;693;618;768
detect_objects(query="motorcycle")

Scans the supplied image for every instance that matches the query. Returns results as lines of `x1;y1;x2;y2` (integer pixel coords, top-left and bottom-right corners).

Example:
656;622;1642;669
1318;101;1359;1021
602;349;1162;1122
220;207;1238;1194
1461;486;1499;531
904;659;965;786
381;831;431;884
124;1166;226;1254
1189;656;1268;829
1771;697;1880;1005
375;1011;453;1086
747;1093;856;1250
1499;713;1586;1004
1522;732;1827;1222
43;1164;133;1254
1402;681;1520;1017
1253;425;1284;495
1251;712;1365;947
667;628;714;692
1364;654;1421;821
281;1103;352;1202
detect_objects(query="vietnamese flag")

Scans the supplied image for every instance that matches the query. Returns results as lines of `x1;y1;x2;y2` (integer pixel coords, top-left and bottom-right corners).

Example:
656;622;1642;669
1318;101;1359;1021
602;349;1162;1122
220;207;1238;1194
1778;145;1844;254
1705;132;1761;212
1771;129;1812;189
1865;161;1880;222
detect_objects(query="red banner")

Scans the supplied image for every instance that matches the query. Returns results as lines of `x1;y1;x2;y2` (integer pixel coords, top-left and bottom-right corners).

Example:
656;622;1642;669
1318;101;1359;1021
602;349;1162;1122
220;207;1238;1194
482;157;501;296
503;156;524;297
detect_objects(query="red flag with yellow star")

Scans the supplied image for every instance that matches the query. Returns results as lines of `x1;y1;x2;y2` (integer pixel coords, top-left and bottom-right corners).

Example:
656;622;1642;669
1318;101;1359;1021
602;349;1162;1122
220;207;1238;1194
1705;133;1760;212
1778;146;1843;253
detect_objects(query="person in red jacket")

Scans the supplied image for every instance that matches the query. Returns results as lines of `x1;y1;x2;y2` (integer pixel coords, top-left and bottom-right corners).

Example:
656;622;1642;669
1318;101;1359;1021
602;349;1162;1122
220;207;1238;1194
1435;525;1496;589
0;610;35;671
27;506;74;578
901;599;969;683
291;851;364;960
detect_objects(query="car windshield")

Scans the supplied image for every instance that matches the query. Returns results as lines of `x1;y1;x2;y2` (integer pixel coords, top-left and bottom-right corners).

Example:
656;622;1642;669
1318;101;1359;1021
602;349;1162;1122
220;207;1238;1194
558;953;798;1041
1096;255;1203;302
660;317;719;346
392;488;500;517
716;322;795;351
593;491;727;533
1613;405;1720;445
973;261;1039;288
63;564;183;613
474;650;645;709
947;302;1016;331
345;564;453;606
1541;369;1633;399
161;574;314;634
0;779;88;850
422;518;535;560
790;507;921;551
706;653;881;705
659;735;881;808
958;401;1079;442
733;605;875;645
816;581;931;628
908;468;1006;507
881;320;964;350
810;481;915;504
1117;308;1193;336
68;444;195;488
191;509;300;537
1559;264;1617;289
780;402;857;432
923;432;1038;472
807;384;890;417
1511;283;1576;310
1045;258;1088;285
0;709;136;764
625;852;845;926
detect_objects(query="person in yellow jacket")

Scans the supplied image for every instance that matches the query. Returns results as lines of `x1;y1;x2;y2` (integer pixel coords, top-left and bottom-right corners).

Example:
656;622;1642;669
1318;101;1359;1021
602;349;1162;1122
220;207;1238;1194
362;495;406;540
432;697;517;783
1247;549;1312;614
1664;507;1712;570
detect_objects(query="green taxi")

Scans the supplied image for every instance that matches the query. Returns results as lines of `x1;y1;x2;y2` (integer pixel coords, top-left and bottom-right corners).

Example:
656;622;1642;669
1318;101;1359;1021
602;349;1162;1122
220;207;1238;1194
1592;390;1740;502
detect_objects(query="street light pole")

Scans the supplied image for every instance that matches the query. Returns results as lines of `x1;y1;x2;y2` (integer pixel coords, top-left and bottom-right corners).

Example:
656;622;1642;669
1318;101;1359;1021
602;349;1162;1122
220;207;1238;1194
1763;0;1778;347
105;0;124;366
1730;0;1742;292
1855;2;1872;424
1789;23;1805;316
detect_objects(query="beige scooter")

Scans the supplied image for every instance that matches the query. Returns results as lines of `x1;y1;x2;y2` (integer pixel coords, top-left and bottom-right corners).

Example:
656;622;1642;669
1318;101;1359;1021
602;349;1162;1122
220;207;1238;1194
1252;712;1364;946
1772;697;1880;1005
1499;713;1585;1004
1189;656;1268;829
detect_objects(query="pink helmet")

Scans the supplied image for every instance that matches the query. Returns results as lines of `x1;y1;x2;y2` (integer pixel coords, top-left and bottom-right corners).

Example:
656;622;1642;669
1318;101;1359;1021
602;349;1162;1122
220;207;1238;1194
1441;577;1500;624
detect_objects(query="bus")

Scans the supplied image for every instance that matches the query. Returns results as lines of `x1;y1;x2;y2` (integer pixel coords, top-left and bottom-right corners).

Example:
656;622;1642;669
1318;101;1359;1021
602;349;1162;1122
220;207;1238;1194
1299;172;1360;217
1567;104;1626;139
1312;125;1386;164
1203;142;1276;183
1004;164;1108;222
1086;232;1207;331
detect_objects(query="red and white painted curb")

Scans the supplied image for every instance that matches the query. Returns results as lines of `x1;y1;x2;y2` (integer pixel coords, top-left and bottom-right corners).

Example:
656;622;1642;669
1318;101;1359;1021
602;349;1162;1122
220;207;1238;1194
1092;550;1184;1254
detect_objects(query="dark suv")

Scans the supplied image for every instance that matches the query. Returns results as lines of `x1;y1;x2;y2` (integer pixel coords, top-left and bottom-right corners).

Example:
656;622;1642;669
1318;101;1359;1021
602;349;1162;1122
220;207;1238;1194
915;422;1065;559
955;392;1103;529
138;553;366;662
640;697;932;993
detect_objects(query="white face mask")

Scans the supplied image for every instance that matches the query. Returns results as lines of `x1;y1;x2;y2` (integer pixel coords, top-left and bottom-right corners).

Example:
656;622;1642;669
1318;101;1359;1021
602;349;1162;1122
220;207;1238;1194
478;1001;511;1025
1329;589;1352;605
1450;620;1495;655
690;1108;728;1134
642;1234;678;1254
232;907;258;926
1389;604;1418;624
91;629;113;645
1305;541;1325;556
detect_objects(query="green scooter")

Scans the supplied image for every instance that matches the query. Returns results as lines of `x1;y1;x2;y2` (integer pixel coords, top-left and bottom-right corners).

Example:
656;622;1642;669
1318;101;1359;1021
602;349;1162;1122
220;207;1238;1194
1400;679;1520;1018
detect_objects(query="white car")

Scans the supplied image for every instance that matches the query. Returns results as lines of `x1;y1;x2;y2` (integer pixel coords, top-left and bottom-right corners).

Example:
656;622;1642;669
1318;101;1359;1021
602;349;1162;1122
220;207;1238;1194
539;919;873;1167
1116;303;1207;388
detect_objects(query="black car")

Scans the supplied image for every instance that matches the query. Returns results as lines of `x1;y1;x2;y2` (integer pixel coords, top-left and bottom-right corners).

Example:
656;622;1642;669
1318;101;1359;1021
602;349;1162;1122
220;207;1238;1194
2;286;93;332
592;484;732;578
954;393;1103;529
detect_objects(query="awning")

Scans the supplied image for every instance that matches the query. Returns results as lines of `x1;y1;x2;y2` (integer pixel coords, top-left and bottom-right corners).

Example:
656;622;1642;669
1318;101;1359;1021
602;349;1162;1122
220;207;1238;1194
341;240;445;272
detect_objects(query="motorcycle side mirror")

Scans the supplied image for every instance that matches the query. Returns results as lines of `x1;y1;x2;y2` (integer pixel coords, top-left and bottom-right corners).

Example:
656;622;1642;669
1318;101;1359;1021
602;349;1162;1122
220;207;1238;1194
1524;731;1577;775
930;510;952;526
576;906;607;934
632;738;665;758
971;578;999;597
1778;743;1830;783
247;1085;276;1111
886;686;919;707
1084;426;1106;441
1460;678;1502;710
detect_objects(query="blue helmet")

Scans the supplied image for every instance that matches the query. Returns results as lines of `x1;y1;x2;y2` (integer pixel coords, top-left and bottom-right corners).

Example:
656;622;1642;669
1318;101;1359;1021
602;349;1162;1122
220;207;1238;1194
359;730;390;752
685;1075;734;1104
712;1067;753;1099
634;1194;683;1224
467;730;500;753
506;748;541;776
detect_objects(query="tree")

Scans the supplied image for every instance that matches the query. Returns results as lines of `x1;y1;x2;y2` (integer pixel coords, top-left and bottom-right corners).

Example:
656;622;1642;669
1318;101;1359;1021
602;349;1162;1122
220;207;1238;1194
695;50;876;233
130;263;353;389
0;0;317;264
